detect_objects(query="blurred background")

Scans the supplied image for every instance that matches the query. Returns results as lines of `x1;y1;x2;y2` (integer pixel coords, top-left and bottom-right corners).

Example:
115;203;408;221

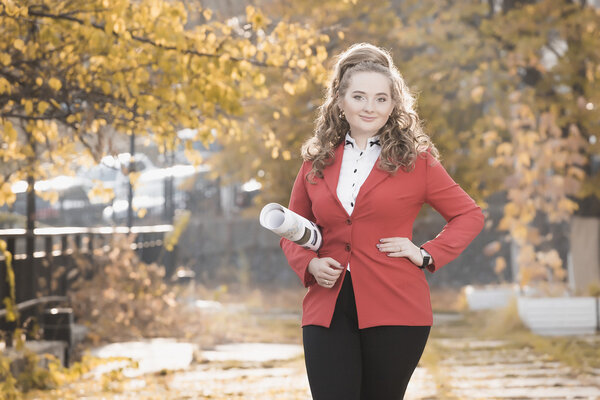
1;0;599;398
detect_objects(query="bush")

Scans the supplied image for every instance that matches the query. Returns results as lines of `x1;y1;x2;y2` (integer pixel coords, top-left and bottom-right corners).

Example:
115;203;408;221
69;234;186;343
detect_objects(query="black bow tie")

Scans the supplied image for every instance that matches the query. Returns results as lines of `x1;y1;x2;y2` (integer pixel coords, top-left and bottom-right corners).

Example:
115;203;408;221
345;139;380;147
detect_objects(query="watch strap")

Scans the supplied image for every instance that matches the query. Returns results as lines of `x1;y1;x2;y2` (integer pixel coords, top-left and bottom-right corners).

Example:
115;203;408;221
419;248;431;269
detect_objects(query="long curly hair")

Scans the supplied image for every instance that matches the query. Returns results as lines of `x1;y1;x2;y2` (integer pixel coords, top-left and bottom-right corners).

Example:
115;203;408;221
302;43;438;181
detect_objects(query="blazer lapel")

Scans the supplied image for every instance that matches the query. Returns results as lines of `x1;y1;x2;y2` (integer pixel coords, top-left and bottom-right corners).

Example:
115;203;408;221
323;142;346;213
355;158;390;204
321;141;390;214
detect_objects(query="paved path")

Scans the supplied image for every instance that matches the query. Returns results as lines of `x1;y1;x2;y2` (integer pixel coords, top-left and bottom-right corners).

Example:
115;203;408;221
407;318;600;400
425;335;600;399
26;311;600;399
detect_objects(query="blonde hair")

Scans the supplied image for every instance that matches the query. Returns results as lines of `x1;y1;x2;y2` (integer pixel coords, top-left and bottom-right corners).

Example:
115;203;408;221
302;43;438;180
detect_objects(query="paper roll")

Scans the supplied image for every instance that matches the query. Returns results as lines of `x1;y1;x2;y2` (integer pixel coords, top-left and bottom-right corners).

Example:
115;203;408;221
259;203;322;251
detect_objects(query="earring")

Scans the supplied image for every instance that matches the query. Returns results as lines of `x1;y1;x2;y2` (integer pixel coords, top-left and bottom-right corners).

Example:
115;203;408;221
339;110;345;120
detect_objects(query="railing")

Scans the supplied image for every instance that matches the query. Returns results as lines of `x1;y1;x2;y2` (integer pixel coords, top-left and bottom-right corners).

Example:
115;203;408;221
0;225;174;338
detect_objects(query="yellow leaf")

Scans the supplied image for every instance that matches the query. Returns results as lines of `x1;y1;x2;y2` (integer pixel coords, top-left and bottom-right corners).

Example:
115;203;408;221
4;121;17;142
24;99;33;115
492;116;506;129
38;101;49;114
554;268;567;280
282;150;291;160
337;31;345;40
129;171;141;186
316;45;327;62
494;257;507;275
283;82;295;95
0;53;11;66
203;8;212;20
253;73;266;85
273;111;280;120
0;77;10;95
48;77;62;91
483;240;501;256
248;8;270;30
503;202;519;217
87;181;115;203
471;86;485;103
296;76;308;92
0;182;16;206
496;142;512;156
482;131;498;147
512;224;528;242
13;39;25;51
517;152;530;167
558;197;579;214
568;166;585;180
246;5;256;21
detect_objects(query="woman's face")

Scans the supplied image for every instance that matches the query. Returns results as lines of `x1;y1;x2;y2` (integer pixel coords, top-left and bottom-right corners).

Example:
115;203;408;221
340;71;394;138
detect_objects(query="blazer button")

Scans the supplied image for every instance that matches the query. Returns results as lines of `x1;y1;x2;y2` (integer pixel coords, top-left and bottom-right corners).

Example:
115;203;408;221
346;218;352;225
345;243;351;252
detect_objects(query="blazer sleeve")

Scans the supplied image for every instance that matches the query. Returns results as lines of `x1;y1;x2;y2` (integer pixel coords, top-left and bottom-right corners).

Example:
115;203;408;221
279;161;318;287
420;152;485;272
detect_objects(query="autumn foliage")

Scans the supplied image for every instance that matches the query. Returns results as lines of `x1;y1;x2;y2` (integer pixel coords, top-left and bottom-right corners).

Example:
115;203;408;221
1;0;599;295
0;0;328;191
215;0;599;289
69;234;181;341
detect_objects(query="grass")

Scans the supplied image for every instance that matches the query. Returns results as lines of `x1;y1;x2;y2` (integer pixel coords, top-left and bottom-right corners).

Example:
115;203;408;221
179;283;305;348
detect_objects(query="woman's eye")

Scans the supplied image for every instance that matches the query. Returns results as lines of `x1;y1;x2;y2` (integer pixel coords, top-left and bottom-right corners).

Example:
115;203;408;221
353;95;364;100
377;98;387;102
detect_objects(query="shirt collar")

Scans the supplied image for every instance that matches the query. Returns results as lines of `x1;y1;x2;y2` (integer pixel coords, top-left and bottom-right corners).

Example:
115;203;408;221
344;133;381;149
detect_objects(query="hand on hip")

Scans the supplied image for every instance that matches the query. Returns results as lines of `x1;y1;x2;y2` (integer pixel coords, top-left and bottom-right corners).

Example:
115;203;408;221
377;237;423;266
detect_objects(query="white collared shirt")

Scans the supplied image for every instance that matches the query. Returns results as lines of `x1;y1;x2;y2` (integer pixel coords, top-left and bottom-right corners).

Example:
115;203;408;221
336;133;381;216
337;133;381;271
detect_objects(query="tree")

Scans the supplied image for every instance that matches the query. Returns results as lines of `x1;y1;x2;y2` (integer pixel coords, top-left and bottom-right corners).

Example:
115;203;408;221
392;0;597;286
0;0;329;206
478;0;597;286
208;0;409;206
212;0;599;288
209;0;511;207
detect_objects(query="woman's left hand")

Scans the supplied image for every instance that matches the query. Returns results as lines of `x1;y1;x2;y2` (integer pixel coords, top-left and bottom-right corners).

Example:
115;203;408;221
377;237;423;266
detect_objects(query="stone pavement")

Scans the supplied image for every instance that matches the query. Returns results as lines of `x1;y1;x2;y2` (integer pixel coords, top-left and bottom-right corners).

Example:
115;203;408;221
421;336;600;399
26;312;600;399
404;316;600;400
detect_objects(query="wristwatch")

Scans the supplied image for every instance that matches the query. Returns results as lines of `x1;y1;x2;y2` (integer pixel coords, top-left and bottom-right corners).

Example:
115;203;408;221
419;248;431;269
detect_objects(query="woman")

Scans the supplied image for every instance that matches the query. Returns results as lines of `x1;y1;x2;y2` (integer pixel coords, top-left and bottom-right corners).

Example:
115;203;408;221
280;43;484;399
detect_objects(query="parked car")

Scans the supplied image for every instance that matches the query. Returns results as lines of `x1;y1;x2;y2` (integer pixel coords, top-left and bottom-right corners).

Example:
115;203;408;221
96;157;213;223
80;153;157;204
7;175;102;226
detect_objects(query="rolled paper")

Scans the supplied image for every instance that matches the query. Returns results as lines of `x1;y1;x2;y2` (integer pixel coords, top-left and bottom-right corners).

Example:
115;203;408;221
259;203;322;251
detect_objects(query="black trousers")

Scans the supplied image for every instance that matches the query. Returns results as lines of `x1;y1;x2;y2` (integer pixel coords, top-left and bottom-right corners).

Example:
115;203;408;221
303;271;430;400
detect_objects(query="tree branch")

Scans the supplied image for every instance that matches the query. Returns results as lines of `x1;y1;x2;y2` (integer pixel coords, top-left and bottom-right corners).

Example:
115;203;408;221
24;9;301;71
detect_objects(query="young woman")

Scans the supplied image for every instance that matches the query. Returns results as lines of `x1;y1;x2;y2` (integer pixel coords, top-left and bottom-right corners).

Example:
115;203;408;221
280;42;484;399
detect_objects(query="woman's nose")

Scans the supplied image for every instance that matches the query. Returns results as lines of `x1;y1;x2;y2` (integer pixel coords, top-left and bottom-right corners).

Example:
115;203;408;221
363;99;375;112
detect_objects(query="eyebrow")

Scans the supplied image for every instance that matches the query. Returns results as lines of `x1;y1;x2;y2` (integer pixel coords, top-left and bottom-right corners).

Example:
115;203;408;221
352;90;389;96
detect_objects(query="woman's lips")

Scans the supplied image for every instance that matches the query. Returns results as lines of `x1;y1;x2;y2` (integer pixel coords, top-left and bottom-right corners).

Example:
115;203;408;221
360;116;376;122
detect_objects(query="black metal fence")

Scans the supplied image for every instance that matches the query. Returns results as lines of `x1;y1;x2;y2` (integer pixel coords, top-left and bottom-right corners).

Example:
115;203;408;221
0;225;174;339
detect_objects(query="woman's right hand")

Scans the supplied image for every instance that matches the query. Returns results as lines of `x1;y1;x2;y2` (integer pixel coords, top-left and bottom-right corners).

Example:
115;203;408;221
308;257;344;288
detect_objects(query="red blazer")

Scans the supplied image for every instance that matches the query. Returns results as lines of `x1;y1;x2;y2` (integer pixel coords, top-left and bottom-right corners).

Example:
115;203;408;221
280;143;484;328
